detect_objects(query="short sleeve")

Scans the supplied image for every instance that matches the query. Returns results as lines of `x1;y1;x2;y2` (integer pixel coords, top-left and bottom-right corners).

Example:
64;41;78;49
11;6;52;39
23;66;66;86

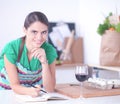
2;38;21;65
3;43;17;64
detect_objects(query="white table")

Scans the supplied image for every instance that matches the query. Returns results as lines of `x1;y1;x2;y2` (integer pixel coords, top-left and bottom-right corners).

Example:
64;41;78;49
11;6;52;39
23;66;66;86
0;90;120;104
1;66;120;104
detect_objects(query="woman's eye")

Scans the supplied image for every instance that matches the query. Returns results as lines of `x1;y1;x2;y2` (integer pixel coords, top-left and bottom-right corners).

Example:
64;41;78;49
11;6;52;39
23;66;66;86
32;31;37;34
41;30;48;35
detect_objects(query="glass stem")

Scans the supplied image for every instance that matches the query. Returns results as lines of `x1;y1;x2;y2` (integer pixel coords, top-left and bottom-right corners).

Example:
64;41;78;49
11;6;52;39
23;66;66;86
80;82;83;98
118;72;120;79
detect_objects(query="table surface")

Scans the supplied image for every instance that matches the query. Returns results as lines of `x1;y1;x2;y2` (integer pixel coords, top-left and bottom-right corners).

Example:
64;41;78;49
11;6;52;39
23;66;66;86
1;90;120;104
1;65;120;104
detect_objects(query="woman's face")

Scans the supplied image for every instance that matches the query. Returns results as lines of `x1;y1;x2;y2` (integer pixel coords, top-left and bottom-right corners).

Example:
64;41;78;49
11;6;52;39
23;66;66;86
24;21;48;48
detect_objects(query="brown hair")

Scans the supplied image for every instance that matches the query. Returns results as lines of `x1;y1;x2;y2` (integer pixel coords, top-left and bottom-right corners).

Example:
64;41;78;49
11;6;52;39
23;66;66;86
24;11;49;29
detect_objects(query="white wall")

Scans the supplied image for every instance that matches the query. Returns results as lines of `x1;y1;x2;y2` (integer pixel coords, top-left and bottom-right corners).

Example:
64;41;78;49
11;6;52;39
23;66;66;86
78;0;120;64
0;0;120;65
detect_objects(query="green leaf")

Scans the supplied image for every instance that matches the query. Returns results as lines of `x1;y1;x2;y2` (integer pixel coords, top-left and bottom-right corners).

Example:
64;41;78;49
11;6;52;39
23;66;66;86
97;23;109;35
115;23;120;32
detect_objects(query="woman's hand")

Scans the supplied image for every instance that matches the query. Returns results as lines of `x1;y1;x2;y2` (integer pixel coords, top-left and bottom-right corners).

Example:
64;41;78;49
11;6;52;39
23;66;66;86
30;87;41;97
29;85;43;97
31;48;47;64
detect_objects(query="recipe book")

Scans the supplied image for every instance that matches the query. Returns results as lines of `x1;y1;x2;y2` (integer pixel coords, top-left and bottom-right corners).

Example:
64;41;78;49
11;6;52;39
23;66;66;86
14;92;71;102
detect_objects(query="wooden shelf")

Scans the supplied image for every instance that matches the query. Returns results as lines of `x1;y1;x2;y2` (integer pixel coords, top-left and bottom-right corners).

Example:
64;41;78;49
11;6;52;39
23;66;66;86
88;64;120;72
56;63;83;69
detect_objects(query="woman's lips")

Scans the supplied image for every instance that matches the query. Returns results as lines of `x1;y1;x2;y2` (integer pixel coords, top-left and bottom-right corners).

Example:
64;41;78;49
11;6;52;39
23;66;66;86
35;40;44;45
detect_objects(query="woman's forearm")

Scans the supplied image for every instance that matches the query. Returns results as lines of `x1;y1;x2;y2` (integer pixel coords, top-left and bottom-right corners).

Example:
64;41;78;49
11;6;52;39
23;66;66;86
11;84;40;97
42;63;56;92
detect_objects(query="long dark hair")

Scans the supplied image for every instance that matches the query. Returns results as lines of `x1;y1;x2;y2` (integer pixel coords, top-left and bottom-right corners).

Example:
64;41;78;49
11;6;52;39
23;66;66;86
24;11;49;29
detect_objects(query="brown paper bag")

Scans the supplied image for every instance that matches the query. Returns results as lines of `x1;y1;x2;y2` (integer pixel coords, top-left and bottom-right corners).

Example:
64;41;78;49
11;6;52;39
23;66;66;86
100;30;120;66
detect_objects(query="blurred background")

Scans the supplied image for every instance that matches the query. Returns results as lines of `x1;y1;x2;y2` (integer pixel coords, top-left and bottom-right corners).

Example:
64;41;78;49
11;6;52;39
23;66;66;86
0;0;120;65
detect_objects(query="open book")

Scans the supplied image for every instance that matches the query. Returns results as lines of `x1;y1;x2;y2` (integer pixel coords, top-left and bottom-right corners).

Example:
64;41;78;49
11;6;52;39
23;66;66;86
14;92;71;102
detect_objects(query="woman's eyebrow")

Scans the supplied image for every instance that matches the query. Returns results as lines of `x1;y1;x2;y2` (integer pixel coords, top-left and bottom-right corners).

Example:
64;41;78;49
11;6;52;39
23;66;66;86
31;30;38;32
42;29;48;32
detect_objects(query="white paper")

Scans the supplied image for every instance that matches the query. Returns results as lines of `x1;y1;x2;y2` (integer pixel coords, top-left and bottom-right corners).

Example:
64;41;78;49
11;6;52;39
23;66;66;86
14;92;71;102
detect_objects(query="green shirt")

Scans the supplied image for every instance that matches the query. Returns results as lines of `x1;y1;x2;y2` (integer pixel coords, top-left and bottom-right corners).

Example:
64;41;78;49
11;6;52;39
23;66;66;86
0;38;57;70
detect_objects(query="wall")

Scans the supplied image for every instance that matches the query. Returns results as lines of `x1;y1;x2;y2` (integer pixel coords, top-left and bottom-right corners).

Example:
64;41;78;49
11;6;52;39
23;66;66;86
0;0;120;65
78;0;120;64
0;0;79;49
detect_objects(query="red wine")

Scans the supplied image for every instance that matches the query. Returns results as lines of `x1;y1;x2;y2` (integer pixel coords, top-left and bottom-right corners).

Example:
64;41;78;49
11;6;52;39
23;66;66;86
75;74;88;82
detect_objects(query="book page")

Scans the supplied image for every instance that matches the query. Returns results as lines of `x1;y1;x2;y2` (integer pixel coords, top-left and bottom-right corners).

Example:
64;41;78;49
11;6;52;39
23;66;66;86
44;92;71;100
14;92;71;102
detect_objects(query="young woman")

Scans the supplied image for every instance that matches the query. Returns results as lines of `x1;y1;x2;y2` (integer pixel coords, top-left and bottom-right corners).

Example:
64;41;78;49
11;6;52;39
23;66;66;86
0;11;57;97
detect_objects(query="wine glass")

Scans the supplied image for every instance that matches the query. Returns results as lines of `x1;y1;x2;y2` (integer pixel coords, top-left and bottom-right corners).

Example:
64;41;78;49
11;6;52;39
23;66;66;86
75;65;89;103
